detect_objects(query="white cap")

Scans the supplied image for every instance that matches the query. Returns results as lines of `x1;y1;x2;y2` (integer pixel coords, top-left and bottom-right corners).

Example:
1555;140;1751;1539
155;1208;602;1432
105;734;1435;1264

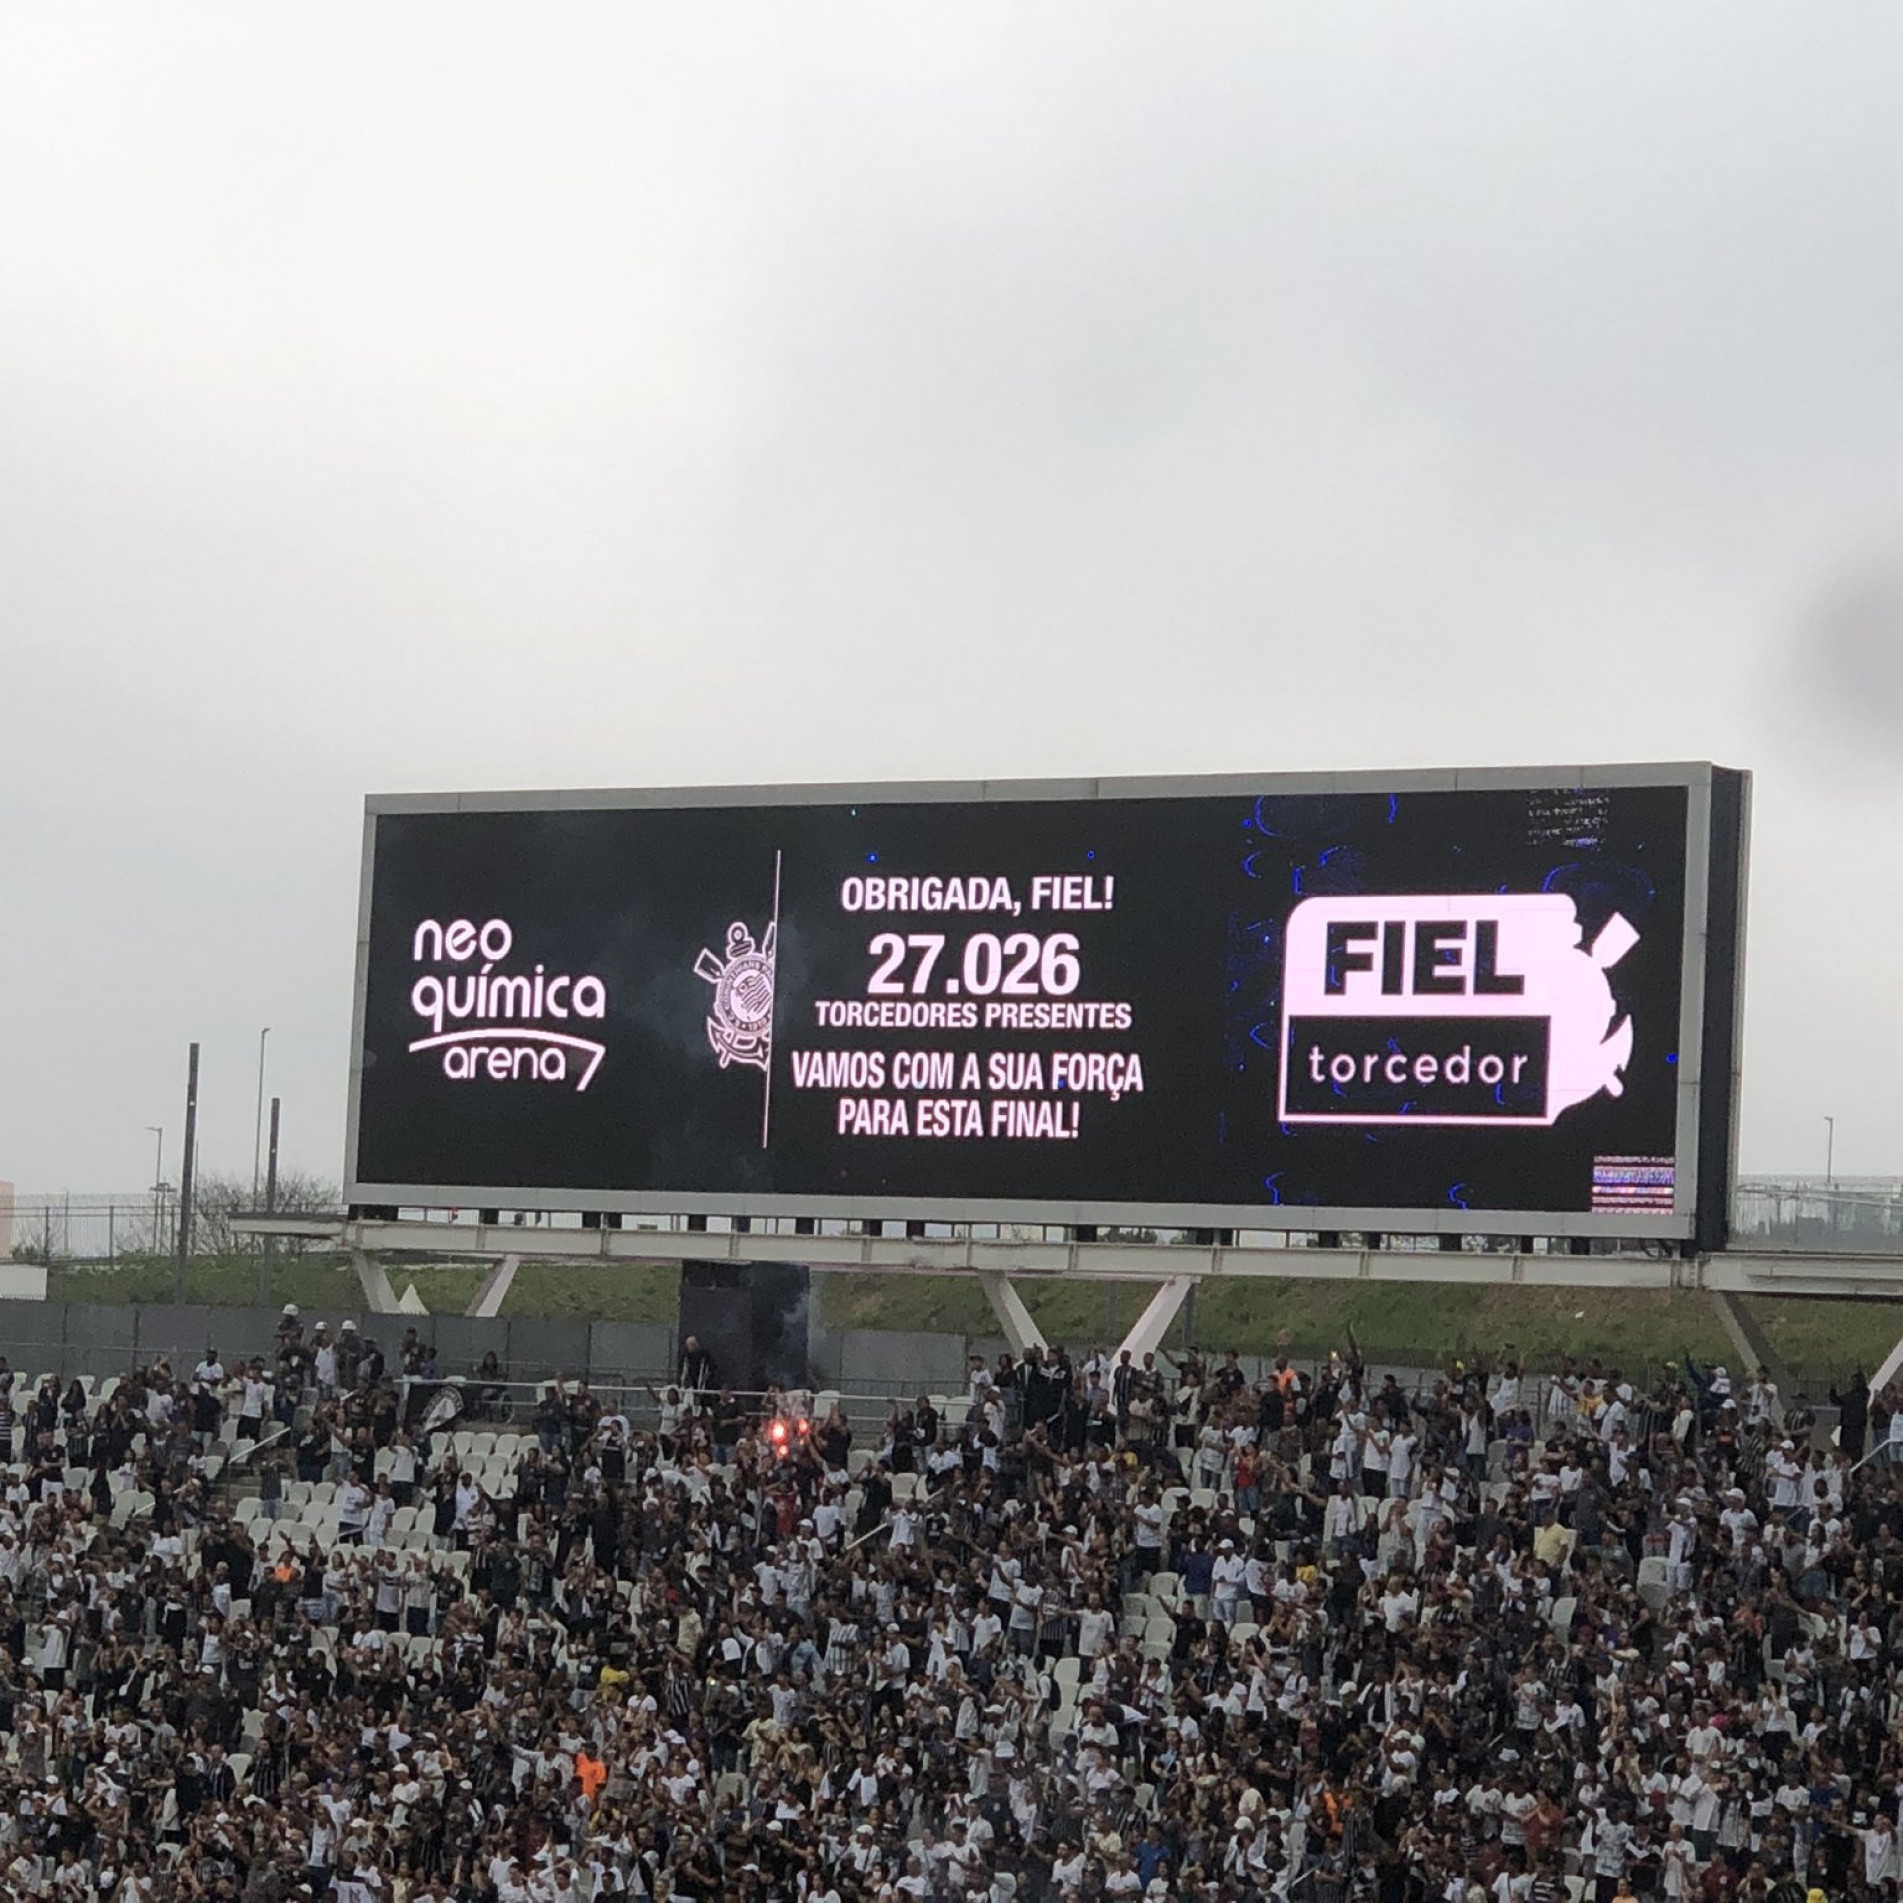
282;1303;299;1317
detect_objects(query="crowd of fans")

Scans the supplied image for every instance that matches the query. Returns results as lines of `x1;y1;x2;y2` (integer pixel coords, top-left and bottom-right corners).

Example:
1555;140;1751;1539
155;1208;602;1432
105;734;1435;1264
1;1307;1902;1903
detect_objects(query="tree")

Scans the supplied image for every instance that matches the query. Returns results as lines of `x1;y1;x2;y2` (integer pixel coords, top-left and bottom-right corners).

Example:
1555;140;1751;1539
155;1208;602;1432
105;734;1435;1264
186;1168;341;1255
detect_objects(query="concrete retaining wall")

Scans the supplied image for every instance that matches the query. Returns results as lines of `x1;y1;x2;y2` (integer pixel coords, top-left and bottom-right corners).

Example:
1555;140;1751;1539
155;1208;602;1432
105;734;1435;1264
0;1301;974;1401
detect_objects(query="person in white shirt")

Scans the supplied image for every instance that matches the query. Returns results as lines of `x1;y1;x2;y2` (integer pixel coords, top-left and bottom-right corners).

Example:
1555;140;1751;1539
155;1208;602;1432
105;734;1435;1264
1607;1433;1634;1488
387;1433;418;1507
1745;1370;1779;1426
238;1366;271;1441
1387;1428;1417;1497
1547;1369;1579;1425
1131;1495;1165;1578
1766;1438;1807;1523
812;1491;842;1548
1660;1823;1696;1900
1717;1488;1758;1550
1377;1579;1419;1634
1865;1815;1898;1891
1324;1483;1364;1553
1076;1591;1113;1659
969;1607;1003;1658
365;1483;397;1550
1211;1542;1247;1625
1330;1415;1362;1485
1194;1420;1228;1491
1361;1424;1391;1498
312;1329;339;1399
1008;1576;1042;1653
337;1477;373;1542
1243;1548;1275;1616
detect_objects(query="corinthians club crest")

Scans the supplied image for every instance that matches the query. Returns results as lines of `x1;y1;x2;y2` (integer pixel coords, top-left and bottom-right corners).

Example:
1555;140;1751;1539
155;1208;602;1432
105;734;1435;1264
696;918;777;1073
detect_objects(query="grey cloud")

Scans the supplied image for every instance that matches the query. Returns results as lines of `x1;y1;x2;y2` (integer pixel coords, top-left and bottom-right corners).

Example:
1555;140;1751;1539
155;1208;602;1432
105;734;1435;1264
1;2;1899;1191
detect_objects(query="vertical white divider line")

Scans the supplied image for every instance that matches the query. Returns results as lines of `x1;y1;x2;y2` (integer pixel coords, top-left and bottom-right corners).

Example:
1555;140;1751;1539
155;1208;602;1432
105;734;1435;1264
761;848;783;1149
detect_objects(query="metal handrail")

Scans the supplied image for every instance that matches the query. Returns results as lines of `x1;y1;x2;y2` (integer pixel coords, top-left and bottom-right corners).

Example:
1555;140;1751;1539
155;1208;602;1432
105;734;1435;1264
390;1375;948;1438
1848;1439;1894;1478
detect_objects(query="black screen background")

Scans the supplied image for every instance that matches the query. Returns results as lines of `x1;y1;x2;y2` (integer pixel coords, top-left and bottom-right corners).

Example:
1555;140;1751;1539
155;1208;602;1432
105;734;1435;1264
351;785;1690;1217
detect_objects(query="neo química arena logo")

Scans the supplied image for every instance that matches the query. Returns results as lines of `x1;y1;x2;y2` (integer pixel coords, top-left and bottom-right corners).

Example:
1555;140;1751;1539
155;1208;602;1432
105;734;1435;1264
1277;894;1638;1127
406;916;609;1091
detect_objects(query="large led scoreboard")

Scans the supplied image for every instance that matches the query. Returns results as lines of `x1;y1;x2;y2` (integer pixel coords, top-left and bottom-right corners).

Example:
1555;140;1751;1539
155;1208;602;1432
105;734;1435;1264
345;764;1750;1246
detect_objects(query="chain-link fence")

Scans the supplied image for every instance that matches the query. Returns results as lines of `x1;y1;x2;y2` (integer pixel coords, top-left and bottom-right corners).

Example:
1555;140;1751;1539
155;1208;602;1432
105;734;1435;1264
1;1191;172;1264
1732;1174;1903;1251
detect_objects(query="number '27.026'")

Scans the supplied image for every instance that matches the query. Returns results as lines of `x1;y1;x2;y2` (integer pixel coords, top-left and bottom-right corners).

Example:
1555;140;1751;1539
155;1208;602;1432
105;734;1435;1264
866;932;1081;998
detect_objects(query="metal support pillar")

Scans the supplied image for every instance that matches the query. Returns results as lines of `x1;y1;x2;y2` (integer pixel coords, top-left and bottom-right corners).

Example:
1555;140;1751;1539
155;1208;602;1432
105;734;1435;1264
1866;1330;1903;1399
466;1253;521;1319
351;1249;401;1315
1117;1275;1197;1364
977;1272;1048;1355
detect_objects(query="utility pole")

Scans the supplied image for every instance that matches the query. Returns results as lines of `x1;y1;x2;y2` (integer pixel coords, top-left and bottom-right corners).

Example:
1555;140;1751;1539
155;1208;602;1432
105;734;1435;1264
175;1043;200;1305
252;1026;271;1201
259;1096;281;1307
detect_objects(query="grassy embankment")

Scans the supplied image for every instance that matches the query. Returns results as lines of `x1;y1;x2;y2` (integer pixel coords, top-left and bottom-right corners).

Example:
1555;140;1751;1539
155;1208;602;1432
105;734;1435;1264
38;1255;1901;1387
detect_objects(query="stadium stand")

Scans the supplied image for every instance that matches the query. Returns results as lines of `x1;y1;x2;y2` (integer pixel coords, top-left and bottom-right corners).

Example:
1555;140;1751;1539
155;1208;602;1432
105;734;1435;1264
0;1324;1893;1903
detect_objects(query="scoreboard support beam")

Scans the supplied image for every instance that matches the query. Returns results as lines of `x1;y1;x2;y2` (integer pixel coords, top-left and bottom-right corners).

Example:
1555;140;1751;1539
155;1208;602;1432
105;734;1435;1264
1867;1329;1903;1400
1118;1275;1197;1365
1706;1290;1792;1423
351;1248;401;1315
466;1253;521;1319
239;1217;1903;1307
977;1272;1048;1356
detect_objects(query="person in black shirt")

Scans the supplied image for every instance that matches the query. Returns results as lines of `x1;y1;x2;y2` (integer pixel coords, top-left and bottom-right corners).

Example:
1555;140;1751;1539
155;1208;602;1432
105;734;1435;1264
1111;1351;1137;1433
1832;1371;1870;1461
677;1335;718;1397
855;1464;892;1537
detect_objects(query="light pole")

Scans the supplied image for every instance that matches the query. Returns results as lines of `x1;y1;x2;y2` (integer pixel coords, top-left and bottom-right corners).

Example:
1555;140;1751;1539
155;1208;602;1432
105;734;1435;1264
146;1125;164;1252
252;1026;271;1203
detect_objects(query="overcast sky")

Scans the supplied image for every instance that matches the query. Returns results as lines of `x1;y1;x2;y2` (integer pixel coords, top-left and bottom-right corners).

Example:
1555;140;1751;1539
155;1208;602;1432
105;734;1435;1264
3;4;1900;1199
